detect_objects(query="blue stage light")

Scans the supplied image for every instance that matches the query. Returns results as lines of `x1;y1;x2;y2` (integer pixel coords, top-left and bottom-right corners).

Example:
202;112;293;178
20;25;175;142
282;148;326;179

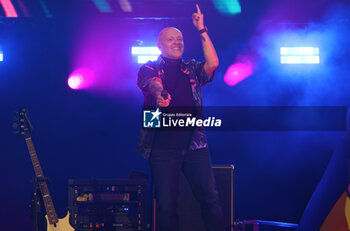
91;0;112;13
213;0;241;16
280;47;320;64
39;0;53;18
132;46;161;55
132;46;160;64
0;50;3;62
137;55;158;64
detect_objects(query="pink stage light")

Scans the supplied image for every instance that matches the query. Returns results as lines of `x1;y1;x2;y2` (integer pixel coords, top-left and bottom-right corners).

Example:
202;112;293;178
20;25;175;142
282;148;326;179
0;0;18;17
68;75;84;89
224;62;254;86
67;68;94;90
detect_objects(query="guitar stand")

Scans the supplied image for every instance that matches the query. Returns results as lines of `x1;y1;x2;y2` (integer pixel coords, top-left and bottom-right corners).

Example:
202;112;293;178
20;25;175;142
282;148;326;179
29;176;49;231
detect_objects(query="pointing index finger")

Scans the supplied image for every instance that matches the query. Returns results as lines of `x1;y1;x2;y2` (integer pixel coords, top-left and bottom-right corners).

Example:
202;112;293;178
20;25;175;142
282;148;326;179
196;4;201;14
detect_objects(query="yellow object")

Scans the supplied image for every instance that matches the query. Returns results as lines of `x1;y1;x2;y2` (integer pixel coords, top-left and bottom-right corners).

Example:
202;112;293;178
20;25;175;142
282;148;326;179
45;210;74;231
320;191;350;231
76;193;88;201
345;194;350;230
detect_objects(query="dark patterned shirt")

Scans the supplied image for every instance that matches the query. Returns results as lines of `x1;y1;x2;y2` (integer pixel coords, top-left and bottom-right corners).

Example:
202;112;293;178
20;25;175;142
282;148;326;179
136;55;215;158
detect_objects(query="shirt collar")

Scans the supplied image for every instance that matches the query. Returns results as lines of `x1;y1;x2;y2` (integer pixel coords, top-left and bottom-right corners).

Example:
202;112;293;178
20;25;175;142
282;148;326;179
156;55;187;72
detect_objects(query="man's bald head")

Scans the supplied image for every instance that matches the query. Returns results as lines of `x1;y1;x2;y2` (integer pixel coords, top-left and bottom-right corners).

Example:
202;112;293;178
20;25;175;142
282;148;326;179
157;27;184;59
158;27;182;43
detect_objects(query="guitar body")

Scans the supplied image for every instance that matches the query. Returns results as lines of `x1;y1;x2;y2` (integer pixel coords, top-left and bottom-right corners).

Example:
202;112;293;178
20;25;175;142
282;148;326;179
46;211;75;231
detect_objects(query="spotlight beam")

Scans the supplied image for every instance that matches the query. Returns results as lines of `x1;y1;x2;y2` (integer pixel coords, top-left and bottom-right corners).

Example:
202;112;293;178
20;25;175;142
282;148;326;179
0;0;18;17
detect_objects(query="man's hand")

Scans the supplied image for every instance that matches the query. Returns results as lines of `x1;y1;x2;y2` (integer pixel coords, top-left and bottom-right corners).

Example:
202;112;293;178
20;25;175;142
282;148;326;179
157;93;171;107
149;80;171;107
192;4;204;30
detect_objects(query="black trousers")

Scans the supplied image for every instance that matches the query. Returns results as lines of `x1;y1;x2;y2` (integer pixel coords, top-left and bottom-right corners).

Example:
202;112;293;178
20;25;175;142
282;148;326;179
149;148;225;231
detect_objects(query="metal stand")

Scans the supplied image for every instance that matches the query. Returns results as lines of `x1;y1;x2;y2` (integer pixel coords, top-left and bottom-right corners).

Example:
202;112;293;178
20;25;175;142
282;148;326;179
29;177;49;231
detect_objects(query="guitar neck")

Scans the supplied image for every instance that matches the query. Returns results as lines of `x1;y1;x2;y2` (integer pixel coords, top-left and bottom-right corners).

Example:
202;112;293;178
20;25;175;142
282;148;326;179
25;137;59;225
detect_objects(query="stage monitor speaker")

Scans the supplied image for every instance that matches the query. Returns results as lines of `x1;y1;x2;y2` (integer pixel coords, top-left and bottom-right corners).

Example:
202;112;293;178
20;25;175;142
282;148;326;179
152;165;234;231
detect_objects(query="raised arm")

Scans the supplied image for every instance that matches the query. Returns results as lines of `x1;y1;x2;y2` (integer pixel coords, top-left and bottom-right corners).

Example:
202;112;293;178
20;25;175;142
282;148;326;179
192;4;219;77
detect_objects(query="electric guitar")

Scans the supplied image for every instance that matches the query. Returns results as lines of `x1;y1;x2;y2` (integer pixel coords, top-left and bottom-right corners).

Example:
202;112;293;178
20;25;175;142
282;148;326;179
17;108;74;231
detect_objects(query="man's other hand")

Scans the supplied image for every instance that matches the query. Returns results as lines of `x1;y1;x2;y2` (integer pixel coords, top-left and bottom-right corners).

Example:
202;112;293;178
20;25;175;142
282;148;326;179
157;94;171;107
192;4;204;30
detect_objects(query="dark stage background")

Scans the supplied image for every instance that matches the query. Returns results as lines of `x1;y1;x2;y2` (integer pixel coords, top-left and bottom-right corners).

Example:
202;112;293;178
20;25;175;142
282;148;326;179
1;0;349;230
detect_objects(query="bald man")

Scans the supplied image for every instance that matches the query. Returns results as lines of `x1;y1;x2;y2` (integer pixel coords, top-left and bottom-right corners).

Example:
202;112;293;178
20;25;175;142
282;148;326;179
137;4;224;231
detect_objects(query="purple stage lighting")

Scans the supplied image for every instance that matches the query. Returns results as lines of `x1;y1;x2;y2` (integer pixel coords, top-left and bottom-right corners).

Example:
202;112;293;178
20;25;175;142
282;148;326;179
67;68;94;90
224;62;253;86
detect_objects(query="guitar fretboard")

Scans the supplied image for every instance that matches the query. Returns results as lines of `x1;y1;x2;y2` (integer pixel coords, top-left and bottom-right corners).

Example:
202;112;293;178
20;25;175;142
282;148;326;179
25;137;59;224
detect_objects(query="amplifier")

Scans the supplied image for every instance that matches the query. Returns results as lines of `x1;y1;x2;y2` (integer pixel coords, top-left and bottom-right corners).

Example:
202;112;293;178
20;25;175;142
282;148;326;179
68;179;147;231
